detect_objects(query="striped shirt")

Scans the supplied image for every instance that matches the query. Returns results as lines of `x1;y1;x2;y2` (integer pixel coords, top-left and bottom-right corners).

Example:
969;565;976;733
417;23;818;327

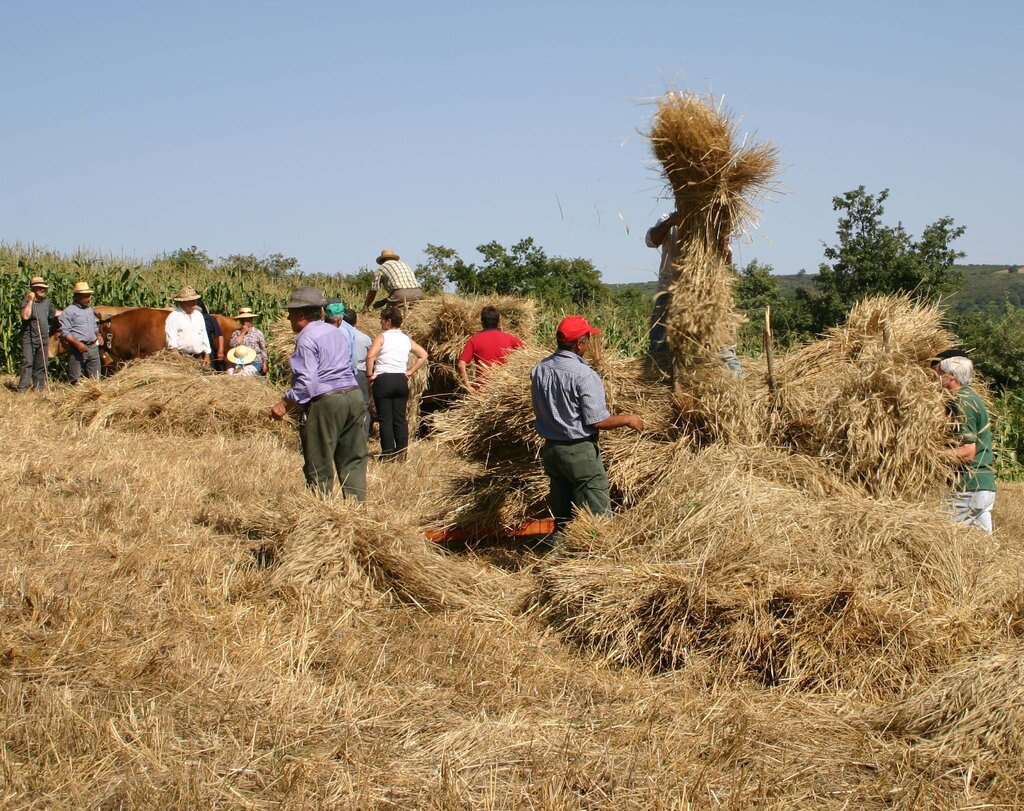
372;259;420;293
530;350;610;441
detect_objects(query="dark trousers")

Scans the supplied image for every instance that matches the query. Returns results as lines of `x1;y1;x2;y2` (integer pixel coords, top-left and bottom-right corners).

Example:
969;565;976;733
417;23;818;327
541;439;611;533
68;343;101;385
372;372;409;458
298;389;368;500
17;333;47;392
355;370;372;436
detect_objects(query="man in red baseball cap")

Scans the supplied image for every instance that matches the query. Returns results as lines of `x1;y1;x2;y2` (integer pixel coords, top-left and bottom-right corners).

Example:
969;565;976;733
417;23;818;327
530;315;644;544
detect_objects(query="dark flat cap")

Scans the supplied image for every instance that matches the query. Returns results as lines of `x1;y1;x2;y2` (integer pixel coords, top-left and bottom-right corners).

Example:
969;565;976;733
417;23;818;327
285;287;325;309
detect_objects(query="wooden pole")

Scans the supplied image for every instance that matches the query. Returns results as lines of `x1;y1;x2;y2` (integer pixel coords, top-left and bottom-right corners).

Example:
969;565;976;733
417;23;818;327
763;307;778;401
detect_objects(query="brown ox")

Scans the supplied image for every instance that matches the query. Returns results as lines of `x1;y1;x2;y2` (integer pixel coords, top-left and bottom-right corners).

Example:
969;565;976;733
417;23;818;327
98;308;240;368
47;306;170;359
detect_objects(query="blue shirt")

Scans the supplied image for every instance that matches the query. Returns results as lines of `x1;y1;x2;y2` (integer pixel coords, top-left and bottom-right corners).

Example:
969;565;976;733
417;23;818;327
530;350;610;441
339;320;357;369
57;302;97;343
284;319;356;405
352;328;372;372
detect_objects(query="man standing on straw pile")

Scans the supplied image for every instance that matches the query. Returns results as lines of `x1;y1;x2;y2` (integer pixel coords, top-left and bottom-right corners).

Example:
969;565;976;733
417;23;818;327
270;287;367;500
938;356;996;532
17;276;60;393
58;282;101;385
457;305;525;390
362;249;423;311
646;212;743;376
164;286;211;366
531;316;644;541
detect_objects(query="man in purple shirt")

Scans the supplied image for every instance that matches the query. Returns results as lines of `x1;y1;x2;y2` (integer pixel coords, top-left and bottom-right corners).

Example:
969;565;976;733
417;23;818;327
270;287;368;500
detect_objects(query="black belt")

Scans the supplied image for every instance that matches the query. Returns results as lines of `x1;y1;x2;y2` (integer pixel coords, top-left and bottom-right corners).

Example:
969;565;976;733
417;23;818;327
544;436;598;446
309;385;359;404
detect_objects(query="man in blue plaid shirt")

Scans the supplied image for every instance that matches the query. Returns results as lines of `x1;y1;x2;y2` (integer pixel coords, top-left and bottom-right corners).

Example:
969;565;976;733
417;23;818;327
531;316;644;541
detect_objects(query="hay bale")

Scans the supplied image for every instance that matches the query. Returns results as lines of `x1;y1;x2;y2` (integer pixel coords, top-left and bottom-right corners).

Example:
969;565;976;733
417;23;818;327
537;444;1021;696
649;92;778;380
881;642;1024;783
430;345;685;531
766;296;958;499
54;352;294;442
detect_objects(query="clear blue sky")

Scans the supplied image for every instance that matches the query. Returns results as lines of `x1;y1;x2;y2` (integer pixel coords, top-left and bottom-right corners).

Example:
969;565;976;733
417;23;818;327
2;0;1020;284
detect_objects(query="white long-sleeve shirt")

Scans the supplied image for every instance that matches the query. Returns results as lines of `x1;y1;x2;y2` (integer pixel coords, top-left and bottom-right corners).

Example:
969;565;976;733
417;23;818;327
165;308;212;355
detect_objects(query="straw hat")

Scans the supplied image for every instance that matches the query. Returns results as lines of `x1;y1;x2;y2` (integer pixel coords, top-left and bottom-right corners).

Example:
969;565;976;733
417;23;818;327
172;285;201;302
227;345;258;366
376;249;400;265
29;276;48;289
73;281;94;295
234;306;258;320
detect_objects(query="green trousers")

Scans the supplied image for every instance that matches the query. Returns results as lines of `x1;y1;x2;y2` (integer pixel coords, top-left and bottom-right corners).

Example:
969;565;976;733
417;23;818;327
541;439;611;532
299;389;368;501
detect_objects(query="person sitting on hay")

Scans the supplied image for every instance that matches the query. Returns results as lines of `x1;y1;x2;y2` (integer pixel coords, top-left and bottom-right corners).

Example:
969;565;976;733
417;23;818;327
645;212;744;377
530;316;644;544
937;355;996;533
362;248;423;311
226;345;260;376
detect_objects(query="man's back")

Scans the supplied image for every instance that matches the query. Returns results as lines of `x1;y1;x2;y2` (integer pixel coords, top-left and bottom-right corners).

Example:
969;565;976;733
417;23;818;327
461;329;525;367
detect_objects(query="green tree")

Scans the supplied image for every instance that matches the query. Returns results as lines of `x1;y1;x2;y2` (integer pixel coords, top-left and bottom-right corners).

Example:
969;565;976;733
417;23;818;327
414;243;457;294
954;302;1024;389
809;187;965;330
733;260;814;352
218;252;300;280
446;238;607;308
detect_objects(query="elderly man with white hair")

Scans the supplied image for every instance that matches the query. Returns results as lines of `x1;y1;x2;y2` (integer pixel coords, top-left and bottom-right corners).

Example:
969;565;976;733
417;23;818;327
938;355;996;532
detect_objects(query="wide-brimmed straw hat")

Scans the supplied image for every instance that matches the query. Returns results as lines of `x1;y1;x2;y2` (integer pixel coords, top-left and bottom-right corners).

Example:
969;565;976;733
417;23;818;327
29;276;48;289
376;248;400;265
227;345;258;366
234;306;258;320
285;287;325;309
172;285;201;302
73;281;94;295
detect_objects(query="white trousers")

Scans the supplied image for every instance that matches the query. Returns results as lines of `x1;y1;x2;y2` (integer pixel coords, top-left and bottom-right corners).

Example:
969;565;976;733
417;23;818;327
949;490;996;533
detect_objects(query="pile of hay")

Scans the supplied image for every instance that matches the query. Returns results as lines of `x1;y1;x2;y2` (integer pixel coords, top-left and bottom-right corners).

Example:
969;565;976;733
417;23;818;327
650;92;778;376
881;642;1024;784
765;296;958;499
55;351;294;442
537;443;1024;695
430;345;684;531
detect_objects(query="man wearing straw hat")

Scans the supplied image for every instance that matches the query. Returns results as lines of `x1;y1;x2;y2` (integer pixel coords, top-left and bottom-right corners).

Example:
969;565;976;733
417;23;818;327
164;286;212;365
58;281;101;385
362;249;423;311
938;355;996;533
17;276;60;393
531;316;644;542
270;287;367;500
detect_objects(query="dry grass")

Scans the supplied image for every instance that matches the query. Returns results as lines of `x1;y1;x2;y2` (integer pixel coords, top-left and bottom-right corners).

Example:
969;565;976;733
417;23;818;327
537;443;1024;699
53;351;295;443
3;386;1024;807
649;92;778;375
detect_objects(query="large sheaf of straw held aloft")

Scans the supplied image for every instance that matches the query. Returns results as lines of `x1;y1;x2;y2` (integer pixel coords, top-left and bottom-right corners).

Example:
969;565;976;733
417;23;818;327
650;91;778;369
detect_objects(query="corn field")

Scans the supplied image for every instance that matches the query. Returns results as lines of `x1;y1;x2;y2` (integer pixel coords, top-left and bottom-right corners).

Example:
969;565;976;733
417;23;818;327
0;244;363;381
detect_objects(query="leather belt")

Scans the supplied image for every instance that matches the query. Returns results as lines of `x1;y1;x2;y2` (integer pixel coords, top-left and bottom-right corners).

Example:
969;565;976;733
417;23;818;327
309;385;359;404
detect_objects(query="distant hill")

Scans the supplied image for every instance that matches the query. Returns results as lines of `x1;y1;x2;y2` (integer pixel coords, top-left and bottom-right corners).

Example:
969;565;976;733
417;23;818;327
609;264;1024;316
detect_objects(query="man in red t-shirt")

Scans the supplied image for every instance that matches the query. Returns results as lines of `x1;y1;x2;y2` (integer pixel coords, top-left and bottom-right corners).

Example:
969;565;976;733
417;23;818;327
458;305;526;390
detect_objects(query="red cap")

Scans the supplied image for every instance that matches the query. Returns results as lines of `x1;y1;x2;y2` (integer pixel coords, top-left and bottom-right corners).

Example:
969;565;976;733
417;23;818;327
556;315;601;342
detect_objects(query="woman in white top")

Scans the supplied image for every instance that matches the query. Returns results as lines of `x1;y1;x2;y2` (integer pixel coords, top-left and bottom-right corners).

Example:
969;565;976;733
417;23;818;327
366;306;428;460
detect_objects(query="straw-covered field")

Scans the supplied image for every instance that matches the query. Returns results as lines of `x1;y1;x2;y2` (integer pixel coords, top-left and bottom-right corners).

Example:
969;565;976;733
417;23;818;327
2;359;1023;809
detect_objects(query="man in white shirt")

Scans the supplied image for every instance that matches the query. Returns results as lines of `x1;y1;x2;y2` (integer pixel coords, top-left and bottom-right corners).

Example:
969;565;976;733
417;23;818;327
165;285;212;365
